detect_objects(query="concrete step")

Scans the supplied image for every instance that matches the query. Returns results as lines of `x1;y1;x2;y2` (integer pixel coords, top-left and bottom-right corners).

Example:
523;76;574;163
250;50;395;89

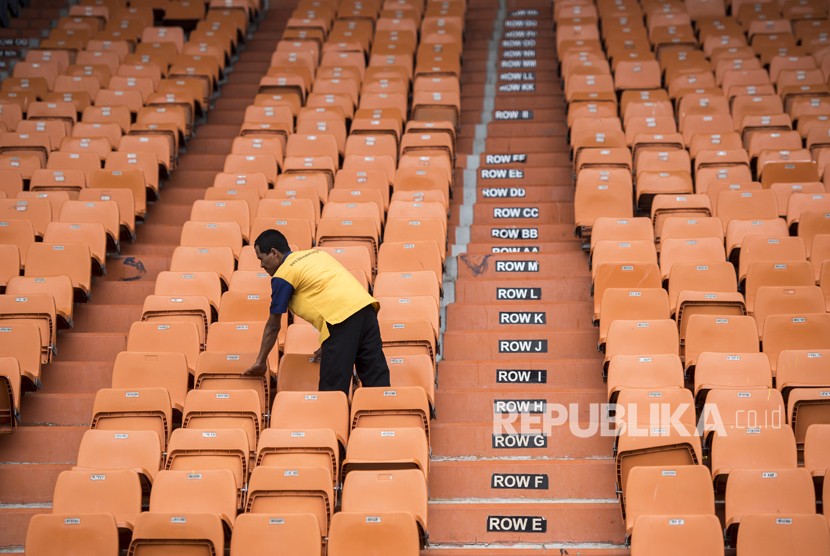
436;360;605;391
103;254;170;282
442;330;601;361
69;304;144;334
176;154;227;171
427;502;625;545
0;426;85;463
431;389;606;423
19;393;94;426
429;459;617;500
36;361;113;394
91;281;156;305
0;463;71;504
445;302;595;331
0;506;48;549
55;332;127;362
430;421;614;459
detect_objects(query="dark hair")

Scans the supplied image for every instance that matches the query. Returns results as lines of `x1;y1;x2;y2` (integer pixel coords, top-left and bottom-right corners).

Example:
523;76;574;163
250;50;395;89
255;229;290;255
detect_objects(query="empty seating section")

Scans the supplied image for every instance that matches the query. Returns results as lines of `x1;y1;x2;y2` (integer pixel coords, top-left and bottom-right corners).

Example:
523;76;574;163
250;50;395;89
5;0;452;552
561;0;830;550
4;0;830;550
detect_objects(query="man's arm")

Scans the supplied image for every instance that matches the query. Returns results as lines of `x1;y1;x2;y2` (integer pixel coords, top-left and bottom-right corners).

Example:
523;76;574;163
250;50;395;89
243;312;282;376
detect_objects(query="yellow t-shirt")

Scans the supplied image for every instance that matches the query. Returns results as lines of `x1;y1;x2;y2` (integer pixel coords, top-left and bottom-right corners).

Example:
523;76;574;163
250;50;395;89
272;249;378;342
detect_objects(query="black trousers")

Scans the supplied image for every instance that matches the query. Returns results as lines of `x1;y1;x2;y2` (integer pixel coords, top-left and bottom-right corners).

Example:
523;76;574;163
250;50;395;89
319;304;391;395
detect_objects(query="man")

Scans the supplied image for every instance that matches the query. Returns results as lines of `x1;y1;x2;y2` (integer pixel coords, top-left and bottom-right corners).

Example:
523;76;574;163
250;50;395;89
244;229;391;395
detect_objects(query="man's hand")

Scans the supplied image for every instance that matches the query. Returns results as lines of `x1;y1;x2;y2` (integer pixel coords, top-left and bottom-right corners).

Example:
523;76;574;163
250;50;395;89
311;347;322;363
243;360;268;376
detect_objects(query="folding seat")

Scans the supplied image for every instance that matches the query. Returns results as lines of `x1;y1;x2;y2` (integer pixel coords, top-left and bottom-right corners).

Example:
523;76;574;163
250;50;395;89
24;242;92;301
52;468;141;530
598;288;670;351
223;153;278;188
614;387;702;496
379;316;437;365
12;61;59;90
651;195;713;242
194;351;270;415
725;218;790;263
657;215;722;248
91;386;173;449
228;270;271;296
342;425;429;480
328;512;420;556
0;104;22;133
282;322;320;356
274;352;319;393
668;261;745;324
373;271;441;306
105;151;160;200
24;513;119;556
149;469;237;531
271;391;350;450
58;200;121;251
316;217;379;269
190;199;251;244
623;464;714;536
812;234;830;281
180;221;243;260
88;168;147;219
799;211;830;258
0;356;20;432
710;424;797;493
119;134;175;175
684;315;759;373
256;198;317;229
245;465;333;538
725;467;815;541
183;388;262;454
166;427;249;508
694;352;773;407
75;427;162;491
629;514;725;556
0;198;51;239
659;237;727;285
745;260;815;314
169;245;234;289
216;289;269;322
603;319;679;378
393;167;449;210
377;237;443;282
738;236;808;287
0;218;35;265
28;169;85;197
126;320;202;373
703;385;786;443
804;423;830;480
0;154;45;181
606;352;683;403
154;270;221;316
736;513;830;556
591;241;658;283
753;286;825;337
110;350;188;414
341;468;428;545
230;513;322;556
255;427;339;487
715;190;780;235
0;288;58;365
762;313;830;376
350;385;430;438
761;162;821;189
205;321;275;369
140;293;211;349
0;244;19;291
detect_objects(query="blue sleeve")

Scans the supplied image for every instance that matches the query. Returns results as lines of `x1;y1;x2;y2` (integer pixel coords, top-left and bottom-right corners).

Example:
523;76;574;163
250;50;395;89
270;277;294;315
